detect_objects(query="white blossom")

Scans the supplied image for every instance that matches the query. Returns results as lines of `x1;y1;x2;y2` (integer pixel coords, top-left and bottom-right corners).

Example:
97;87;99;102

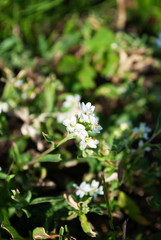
57;95;81;123
80;102;95;123
62;101;102;150
111;42;118;49
14;79;24;87
63;116;77;132
80;102;95;115
74;124;88;139
80;136;99;150
132;122;151;140
63;94;81;108
73;180;104;199
73;181;91;198
92;122;103;133
89;180;104;199
0;102;8;113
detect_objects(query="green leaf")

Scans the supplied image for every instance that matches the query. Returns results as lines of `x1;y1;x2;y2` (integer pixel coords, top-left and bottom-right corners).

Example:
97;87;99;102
79;214;97;237
22;208;31;218
102;52;119;77
1;208;24;240
33;227;49;239
58;55;80;74
30;196;64;205
151;112;161;139
59;226;64;240
118;191;150;225
77;64;95;90
84;27;114;52
147;196;161;211
42;132;55;143
6;174;15;183
95;83;121;99
0;172;8;179
38;154;61;163
24;190;32;203
146;143;161;150
112;138;125;152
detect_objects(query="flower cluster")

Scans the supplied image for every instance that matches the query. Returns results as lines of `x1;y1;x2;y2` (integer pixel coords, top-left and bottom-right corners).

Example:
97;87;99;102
63;102;102;150
132;122;151;140
57;94;81;123
73;180;103;199
62;94;81;108
132;122;152;152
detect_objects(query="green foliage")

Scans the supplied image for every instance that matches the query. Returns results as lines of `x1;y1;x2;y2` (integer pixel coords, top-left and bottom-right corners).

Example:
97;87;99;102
0;1;161;239
118;191;150;225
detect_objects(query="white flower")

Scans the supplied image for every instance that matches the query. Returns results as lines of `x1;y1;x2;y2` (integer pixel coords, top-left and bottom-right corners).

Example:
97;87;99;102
73;181;91;198
15;79;24;87
89;114;98;125
80;136;99;150
111;42;118;49
92;122;103;133
62;101;102;150
22;93;28;100
80;102;95;115
63;116;77;132
74;123;88;139
63;94;81;108
80;102;95;123
73;180;103;199
140;122;151;139
89;180;104;199
0;102;8;113
80;113;89;123
132;122;151;140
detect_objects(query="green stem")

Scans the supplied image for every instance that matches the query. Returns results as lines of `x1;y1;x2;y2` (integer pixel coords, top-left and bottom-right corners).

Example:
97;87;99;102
27;134;75;166
101;175;114;231
55;133;75;149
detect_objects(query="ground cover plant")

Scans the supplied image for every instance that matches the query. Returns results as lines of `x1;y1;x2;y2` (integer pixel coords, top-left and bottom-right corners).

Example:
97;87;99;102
1;0;161;239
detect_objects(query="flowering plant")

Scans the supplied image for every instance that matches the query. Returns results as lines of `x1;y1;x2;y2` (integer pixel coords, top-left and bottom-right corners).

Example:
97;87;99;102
63;102;102;150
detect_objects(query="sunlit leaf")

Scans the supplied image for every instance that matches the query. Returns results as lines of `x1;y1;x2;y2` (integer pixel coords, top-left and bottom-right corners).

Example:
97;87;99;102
118;191;150;225
33;227;49;239
0;172;8;179
59;226;64;240
95;83;121;99
77;64;95;90
79;214;97;237
38;154;61;163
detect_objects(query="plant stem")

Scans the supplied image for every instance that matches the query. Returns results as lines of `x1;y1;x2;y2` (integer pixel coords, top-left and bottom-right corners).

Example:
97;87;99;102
27;134;75;166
